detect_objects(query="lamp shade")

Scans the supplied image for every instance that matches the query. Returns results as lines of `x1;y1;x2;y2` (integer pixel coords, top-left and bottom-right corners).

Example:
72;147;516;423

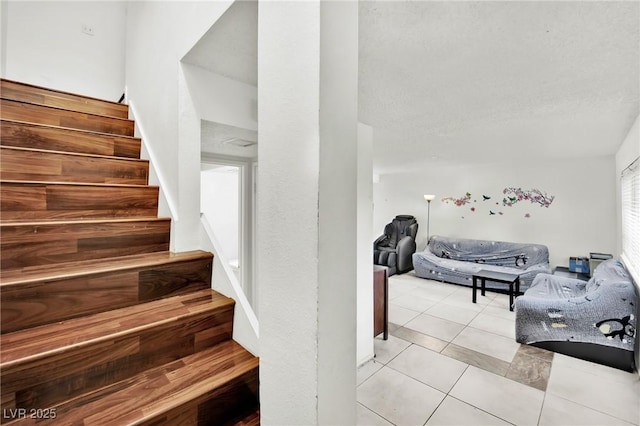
423;194;436;202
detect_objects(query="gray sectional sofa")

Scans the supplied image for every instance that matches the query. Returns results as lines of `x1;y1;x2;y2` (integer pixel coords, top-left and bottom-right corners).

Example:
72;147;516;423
515;259;638;371
412;236;551;292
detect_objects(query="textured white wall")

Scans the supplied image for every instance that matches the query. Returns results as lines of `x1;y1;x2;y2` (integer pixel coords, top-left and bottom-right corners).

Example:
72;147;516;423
182;63;257;131
374;156;617;269
3;1;126;100
201;168;240;262
357;123;374;365
258;2;357;424
125;1;232;251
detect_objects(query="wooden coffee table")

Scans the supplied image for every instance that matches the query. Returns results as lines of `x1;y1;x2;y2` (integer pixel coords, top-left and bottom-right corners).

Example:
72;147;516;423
472;270;521;311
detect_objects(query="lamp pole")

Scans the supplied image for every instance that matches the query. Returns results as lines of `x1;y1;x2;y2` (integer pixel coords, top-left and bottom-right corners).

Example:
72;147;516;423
423;194;435;244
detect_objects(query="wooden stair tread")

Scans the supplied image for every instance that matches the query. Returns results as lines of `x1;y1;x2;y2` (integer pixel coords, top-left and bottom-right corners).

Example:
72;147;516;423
0;145;148;164
12;341;258;425
0;179;155;189
0;289;233;366
0;216;169;227
0;250;212;286
1;78;128;119
1;118;140;140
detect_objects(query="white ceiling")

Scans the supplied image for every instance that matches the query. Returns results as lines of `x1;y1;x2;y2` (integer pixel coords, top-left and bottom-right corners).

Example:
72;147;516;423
185;1;639;173
201;120;258;158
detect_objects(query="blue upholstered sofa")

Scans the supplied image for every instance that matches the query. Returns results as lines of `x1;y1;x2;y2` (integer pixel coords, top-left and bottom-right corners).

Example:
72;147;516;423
515;259;638;371
412;236;551;292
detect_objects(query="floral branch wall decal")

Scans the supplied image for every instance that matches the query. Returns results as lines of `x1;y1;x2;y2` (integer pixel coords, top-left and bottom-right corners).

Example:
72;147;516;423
502;187;555;208
441;192;472;206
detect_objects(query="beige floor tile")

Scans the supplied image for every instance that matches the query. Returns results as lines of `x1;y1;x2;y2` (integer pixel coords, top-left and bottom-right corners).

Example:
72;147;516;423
552;353;639;385
441;343;511;376
546;360;640;424
388;279;419;300
451;326;520;363
388;303;421;326
426;302;480;325
468;312;516;339
357;367;446;426
481;304;517;321
435;294;487;313
488;293;512;310
505;352;552;391
391;326;449;352
387;322;401;334
357;403;394;426
539;394;636;426
517;344;554;362
373;334;411;364
388;344;468;393
444;286;495;306
411;285;459;302
426;396;511;425
358;359;384;386
392;292;436;313
450;366;545;425
404;313;466;342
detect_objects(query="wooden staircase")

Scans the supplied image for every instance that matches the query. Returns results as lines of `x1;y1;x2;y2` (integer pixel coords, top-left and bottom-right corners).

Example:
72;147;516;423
0;79;259;425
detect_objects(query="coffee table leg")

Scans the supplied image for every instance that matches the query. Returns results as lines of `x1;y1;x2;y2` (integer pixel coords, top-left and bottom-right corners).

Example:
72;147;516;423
509;281;514;311
472;276;477;303
481;278;486;296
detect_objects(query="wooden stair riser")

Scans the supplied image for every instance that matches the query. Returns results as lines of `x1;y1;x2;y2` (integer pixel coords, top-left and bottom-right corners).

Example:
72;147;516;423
0;147;149;185
1;307;235;411
0;219;171;270
1;79;129;119
0;99;135;137
1;256;213;333
1;120;141;158
0;182;158;220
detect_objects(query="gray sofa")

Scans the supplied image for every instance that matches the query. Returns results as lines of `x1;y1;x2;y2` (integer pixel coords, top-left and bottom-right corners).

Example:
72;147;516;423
412;236;551;292
515;259;638;371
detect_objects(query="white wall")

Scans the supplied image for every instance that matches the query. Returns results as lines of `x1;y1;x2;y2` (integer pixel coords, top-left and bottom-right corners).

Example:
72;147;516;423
125;1;233;251
374;156;617;269
357;123;374;365
615;114;640;278
182;63;257;131
258;2;358;424
201;167;240;262
2;1;126;100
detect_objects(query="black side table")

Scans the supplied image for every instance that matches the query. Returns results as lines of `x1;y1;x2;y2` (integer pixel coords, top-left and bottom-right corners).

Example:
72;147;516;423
472;269;522;312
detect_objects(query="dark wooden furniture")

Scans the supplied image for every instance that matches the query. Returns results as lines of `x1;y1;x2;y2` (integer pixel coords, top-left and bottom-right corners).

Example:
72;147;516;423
374;265;389;339
472;269;522;311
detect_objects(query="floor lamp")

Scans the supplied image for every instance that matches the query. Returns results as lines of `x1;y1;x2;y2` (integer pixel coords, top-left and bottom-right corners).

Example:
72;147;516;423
423;194;435;245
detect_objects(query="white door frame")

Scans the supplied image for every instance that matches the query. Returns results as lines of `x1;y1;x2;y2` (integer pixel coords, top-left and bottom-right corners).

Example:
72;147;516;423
201;153;255;308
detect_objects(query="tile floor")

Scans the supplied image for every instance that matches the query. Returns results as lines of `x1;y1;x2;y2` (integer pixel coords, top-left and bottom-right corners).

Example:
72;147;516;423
357;272;640;426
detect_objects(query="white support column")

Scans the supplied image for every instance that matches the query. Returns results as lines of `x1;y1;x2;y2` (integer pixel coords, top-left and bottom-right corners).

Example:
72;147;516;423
175;65;203;252
357;123;374;366
257;1;358;424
